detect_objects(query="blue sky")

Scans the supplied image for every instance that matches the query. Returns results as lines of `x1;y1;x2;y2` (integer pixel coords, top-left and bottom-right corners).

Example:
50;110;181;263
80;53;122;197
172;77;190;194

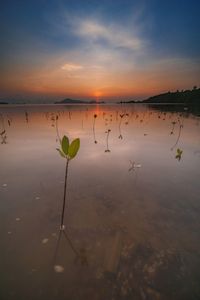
1;0;200;101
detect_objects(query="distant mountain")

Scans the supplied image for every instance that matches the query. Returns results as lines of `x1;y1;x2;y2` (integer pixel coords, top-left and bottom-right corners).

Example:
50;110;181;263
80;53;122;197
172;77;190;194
55;98;105;104
142;87;200;105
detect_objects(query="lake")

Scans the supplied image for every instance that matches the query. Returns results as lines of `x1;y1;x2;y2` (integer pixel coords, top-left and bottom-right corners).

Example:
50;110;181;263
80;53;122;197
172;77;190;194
0;104;200;300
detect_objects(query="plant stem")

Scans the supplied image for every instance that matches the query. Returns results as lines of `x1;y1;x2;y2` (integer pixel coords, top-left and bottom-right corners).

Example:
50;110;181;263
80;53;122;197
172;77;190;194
93;118;97;143
55;116;61;142
171;121;183;151
60;158;69;229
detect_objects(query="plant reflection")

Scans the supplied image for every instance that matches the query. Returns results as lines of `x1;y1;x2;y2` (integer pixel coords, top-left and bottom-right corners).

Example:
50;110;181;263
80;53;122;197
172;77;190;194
128;160;141;172
53;229;88;270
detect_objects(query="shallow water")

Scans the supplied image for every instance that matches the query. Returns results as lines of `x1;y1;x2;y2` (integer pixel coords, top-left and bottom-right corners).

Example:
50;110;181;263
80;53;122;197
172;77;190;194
0;104;200;300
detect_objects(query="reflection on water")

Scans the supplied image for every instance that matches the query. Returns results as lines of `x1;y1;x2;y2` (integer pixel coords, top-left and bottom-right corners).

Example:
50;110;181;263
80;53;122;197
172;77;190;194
0;104;200;300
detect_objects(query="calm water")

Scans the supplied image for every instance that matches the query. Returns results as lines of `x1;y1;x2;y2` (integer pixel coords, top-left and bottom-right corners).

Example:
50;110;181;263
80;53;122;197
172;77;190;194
0;104;200;300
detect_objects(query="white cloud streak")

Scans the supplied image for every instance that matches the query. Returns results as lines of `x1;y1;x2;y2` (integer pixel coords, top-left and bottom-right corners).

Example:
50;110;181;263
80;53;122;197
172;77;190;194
61;63;83;71
71;19;144;51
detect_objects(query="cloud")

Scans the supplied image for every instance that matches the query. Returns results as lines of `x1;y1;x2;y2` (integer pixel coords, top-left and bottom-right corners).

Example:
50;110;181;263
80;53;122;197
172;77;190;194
71;19;144;51
61;63;83;71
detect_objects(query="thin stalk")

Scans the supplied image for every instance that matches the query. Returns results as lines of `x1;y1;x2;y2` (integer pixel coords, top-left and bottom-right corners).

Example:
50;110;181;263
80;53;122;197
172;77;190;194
106;131;109;149
55;116;61;142
0;113;7;144
60;158;69;229
171;121;183;151
93;118;97;143
105;129;111;152
0;113;5;131
119;118;122;138
118;114;124;139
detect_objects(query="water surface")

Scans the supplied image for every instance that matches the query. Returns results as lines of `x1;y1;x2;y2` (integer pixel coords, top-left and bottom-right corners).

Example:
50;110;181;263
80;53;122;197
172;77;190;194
1;104;200;300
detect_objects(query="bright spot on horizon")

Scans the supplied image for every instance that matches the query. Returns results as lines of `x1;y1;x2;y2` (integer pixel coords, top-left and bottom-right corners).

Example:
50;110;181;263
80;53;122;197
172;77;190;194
94;91;103;98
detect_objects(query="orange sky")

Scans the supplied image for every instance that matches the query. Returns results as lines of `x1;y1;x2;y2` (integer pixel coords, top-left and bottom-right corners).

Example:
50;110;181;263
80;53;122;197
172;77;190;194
1;2;200;102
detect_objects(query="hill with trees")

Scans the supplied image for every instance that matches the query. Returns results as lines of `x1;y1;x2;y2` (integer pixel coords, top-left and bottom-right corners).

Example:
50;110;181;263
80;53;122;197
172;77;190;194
142;87;200;105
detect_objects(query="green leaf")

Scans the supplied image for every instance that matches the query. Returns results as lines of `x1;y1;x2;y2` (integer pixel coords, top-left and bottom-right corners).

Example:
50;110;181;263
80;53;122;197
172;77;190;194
61;136;69;155
177;148;182;155
56;148;66;158
68;138;80;159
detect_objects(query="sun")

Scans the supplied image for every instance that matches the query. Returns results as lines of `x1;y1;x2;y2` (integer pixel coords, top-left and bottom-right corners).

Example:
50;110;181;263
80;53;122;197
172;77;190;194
94;91;102;99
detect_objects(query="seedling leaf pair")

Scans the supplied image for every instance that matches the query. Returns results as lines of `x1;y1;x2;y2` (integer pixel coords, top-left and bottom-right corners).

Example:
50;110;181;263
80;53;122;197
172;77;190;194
175;148;183;161
57;135;80;160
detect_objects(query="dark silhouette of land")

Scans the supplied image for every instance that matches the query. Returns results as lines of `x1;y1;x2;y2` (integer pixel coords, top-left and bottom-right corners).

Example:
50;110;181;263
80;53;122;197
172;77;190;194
142;86;200;105
120;87;200;106
55;98;105;104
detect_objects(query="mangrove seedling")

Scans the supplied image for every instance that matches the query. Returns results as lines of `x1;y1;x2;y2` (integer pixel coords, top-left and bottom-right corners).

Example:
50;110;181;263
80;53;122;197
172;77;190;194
0;114;7;144
56;135;80;230
175;148;183;161
0;130;7;144
93;114;98;143
105;129;111;152
25;111;29;123
170;121;176;135
118;114;125;139
55;115;61;142
51;113;55;127
171;120;183;151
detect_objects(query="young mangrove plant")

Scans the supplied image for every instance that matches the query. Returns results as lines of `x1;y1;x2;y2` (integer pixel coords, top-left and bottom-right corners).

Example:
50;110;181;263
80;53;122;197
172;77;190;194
118;114;125;139
171;120;183;151
0;130;7;144
51;113;55;127
0;114;7;144
55;115;61;142
170;121;176;135
105;129;111;152
93;114;98;143
25;111;29;123
56;135;80;230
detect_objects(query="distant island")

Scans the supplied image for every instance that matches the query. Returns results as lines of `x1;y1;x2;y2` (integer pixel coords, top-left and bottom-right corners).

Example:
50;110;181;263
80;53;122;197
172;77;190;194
120;87;200;106
0;102;8;105
55;98;105;104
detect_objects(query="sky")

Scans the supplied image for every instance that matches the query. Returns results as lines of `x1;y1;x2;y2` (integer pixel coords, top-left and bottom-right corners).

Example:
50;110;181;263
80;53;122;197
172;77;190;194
0;0;200;102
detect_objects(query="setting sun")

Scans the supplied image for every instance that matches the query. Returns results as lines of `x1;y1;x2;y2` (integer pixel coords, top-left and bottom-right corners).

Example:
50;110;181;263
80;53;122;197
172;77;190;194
94;91;103;99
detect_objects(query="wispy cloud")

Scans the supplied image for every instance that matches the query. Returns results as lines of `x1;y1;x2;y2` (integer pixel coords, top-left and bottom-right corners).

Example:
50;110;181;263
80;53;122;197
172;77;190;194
71;19;144;51
61;63;83;71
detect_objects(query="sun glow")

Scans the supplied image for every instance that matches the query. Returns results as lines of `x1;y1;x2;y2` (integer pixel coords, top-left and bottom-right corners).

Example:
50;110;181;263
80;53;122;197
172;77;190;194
94;91;102;99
